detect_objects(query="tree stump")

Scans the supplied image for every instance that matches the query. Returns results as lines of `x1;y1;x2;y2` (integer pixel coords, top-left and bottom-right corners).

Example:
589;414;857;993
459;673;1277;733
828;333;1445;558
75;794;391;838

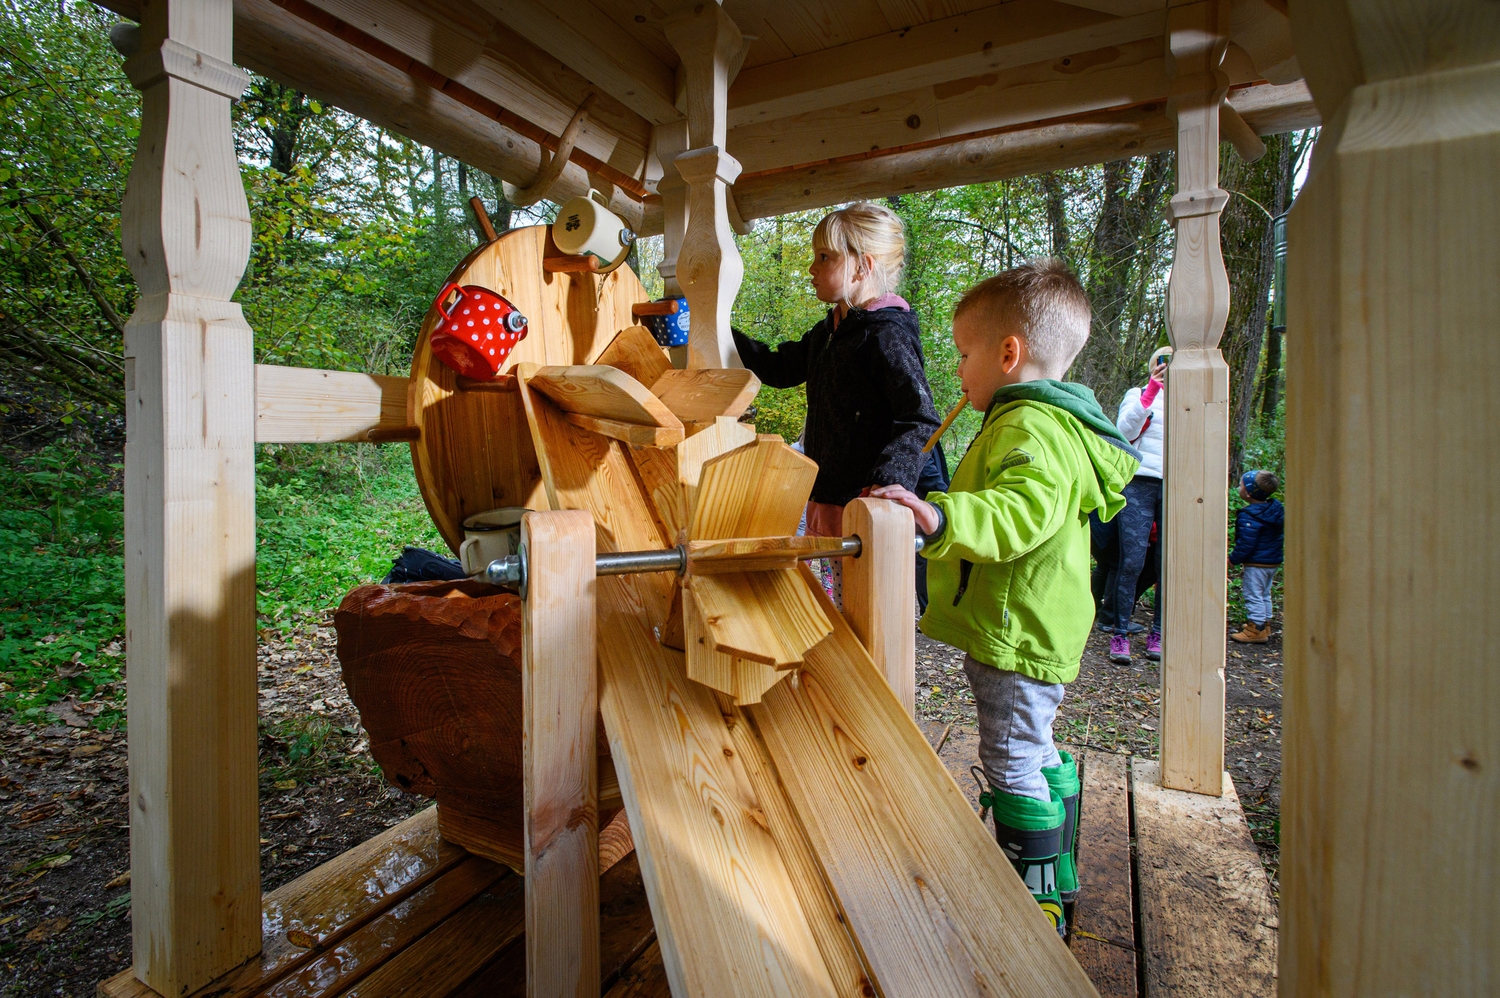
334;579;616;870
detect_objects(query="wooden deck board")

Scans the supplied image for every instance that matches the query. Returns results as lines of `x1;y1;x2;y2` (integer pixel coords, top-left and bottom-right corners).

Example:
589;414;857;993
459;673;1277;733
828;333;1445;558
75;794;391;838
443;852;659;997
1071;753;1138;998
99;807;468;998
335;877;527;997
1132;759;1277;998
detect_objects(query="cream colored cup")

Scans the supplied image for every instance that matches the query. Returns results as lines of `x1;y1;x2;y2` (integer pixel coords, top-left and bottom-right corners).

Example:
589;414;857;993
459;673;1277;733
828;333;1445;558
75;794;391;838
459;508;529;576
552;189;635;272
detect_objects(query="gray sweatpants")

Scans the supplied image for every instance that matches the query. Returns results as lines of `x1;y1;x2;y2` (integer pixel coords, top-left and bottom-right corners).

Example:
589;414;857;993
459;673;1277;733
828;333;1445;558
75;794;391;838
963;655;1064;802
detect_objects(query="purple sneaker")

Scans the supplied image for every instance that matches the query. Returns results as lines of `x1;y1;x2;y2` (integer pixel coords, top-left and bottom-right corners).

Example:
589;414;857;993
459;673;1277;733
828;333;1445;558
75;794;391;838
1145;631;1162;661
1109;634;1131;664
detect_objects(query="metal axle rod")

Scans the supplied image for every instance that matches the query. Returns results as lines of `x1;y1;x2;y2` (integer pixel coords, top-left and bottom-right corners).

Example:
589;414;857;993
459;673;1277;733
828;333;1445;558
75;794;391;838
480;533;926;596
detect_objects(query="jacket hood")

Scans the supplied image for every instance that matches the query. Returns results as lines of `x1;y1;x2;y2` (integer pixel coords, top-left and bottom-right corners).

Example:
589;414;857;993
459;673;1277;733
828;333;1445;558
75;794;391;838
988;380;1140;521
1245;499;1284;525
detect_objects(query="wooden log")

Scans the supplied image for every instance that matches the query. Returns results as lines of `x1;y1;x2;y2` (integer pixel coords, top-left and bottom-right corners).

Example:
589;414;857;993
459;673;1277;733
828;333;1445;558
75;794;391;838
117;4;261;991
254;364;412;443
729;81;1317;223
630;299;679;319
1131;759;1277;996
840;498;916;715
543;253;602;273
1281;4;1500;993
334;579;619;873
1070;752;1138;998
1159;0;1233;797
522;510;599;998
94;0;650;232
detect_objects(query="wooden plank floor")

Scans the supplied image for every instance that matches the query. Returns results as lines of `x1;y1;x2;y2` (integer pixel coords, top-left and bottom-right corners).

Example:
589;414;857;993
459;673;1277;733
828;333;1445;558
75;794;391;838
98;807;671;998
1072;752;1138;998
102;741;1276;998
1132;759;1279;998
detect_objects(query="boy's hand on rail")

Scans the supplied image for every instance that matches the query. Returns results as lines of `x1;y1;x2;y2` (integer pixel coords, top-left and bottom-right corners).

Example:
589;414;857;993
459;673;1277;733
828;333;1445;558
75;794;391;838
869;485;941;537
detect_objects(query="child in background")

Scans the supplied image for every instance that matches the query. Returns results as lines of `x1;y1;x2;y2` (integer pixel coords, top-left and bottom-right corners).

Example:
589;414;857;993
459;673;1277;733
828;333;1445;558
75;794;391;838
733;202;941;605
873;260;1139;935
1229;470;1284;643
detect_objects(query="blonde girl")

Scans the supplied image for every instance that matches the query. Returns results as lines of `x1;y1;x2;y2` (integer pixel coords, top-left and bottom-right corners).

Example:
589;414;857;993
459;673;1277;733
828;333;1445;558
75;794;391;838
733;202;942;601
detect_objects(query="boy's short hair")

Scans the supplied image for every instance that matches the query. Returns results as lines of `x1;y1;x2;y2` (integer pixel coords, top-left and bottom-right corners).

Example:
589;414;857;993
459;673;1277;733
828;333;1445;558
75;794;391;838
1254;470;1280;496
953;259;1092;372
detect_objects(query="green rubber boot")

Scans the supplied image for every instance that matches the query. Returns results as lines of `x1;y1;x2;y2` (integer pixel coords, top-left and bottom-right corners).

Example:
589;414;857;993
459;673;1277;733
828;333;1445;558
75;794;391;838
1042;750;1081;928
977;770;1067;936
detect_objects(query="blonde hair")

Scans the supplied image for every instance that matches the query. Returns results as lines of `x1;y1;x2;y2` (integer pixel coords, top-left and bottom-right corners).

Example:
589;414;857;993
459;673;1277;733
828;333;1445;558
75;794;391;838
812;202;906;303
953;259;1092;374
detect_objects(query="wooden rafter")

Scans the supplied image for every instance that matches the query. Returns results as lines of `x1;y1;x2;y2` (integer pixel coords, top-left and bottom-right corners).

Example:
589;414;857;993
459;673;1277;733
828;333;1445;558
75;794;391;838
728;79;1315;221
727;0;1166;126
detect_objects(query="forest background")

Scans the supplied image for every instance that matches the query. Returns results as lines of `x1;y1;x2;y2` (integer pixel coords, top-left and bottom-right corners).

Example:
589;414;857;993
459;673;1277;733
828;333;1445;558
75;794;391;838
0;0;1306;728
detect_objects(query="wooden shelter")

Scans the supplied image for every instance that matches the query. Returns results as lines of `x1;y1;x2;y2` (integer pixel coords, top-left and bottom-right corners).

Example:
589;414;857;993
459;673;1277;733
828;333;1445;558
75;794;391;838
91;0;1498;995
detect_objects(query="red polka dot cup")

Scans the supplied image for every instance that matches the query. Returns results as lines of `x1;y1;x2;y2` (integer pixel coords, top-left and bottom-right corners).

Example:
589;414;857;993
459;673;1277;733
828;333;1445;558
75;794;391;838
429;282;529;379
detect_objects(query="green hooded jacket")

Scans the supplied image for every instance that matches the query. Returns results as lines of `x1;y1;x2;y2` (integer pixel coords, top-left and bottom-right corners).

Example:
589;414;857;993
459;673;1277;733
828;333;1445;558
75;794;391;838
919;381;1140;684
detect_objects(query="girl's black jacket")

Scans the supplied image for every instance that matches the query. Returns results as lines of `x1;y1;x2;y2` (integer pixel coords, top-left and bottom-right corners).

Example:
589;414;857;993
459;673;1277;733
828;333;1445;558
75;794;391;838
732;306;941;506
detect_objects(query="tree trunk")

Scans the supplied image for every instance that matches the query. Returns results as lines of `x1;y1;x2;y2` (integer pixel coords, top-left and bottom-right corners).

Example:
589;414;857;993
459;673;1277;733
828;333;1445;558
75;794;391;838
1260;327;1282;424
1222;134;1293;481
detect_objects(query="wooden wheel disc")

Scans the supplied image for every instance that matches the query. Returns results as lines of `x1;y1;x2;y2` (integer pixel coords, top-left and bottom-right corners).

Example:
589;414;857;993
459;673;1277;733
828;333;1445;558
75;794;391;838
409;225;646;552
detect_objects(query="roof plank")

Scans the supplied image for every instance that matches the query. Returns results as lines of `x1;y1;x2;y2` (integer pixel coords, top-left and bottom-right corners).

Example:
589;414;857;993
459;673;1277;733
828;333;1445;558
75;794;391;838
730;80;1317;221
729;1;1164;126
469;0;681;125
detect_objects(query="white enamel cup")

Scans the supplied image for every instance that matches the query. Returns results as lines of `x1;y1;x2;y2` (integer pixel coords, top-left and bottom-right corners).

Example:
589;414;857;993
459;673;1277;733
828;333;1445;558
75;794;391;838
459;508;529;576
552;189;636;273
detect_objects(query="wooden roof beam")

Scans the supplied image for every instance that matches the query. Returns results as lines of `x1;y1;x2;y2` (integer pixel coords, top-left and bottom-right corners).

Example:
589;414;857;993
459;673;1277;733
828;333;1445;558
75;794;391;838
93;0;649;229
728;0;1166;126
729;80;1316;222
728;34;1254;175
467;0;680;126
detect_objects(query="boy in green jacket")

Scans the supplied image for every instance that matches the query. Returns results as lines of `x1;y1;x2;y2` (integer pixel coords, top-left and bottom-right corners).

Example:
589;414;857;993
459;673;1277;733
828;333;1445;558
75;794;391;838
874;260;1139;935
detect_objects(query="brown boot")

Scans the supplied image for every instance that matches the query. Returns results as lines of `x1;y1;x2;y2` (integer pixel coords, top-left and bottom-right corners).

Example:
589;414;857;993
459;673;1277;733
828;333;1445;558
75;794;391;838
1230;621;1270;643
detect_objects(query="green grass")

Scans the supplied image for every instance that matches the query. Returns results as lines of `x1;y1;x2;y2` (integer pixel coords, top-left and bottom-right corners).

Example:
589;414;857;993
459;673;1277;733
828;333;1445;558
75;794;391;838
0;441;446;726
254;443;446;629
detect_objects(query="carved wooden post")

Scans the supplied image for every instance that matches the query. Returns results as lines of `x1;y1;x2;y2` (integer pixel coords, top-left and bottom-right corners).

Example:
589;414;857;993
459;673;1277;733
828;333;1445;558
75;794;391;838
653;120;691;368
1159;0;1231;797
523;511;599;998
664;3;744;370
1281;2;1500;993
843;499;916;716
119;0;260;992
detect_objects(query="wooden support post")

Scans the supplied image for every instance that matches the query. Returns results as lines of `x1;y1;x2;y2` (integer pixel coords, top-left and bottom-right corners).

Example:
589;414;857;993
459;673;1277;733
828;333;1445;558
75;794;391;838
1281;3;1500;994
118;1;260;993
1159;0;1231;797
522;510;599;998
842;498;916;716
664;4;745;370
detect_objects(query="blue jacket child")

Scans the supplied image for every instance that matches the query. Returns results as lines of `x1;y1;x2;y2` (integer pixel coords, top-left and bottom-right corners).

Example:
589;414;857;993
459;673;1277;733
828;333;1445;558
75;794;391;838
1229;495;1284;566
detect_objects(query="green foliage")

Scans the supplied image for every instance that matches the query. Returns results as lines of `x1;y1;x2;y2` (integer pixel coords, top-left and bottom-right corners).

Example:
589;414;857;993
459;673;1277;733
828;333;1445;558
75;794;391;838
254;444;446;630
0;445;125;724
260;714;346;783
0;0;136;407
